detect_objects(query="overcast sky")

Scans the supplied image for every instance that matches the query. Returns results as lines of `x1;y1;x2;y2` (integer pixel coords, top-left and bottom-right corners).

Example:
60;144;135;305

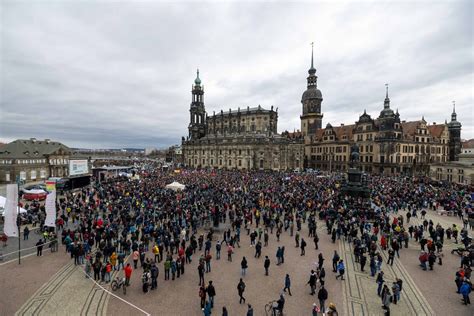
1;0;472;149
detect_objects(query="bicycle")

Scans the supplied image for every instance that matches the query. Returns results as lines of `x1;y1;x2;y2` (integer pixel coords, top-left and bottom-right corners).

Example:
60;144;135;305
264;300;282;316
111;276;127;295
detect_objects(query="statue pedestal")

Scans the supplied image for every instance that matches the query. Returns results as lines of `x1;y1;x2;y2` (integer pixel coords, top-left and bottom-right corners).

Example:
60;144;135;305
341;167;369;198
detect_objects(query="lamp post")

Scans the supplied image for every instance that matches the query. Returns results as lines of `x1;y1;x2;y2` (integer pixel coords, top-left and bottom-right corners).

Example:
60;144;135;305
15;175;21;265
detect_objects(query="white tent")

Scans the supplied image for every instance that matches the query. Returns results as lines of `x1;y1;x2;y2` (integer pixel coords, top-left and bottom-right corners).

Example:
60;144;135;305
165;181;186;191
0;196;28;216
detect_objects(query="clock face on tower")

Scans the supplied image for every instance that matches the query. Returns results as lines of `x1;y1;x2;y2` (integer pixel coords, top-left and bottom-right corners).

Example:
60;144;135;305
308;100;317;113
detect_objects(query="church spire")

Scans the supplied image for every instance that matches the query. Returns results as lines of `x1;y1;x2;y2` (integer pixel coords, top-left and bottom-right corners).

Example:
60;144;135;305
451;100;457;121
384;83;390;109
308;42;316;75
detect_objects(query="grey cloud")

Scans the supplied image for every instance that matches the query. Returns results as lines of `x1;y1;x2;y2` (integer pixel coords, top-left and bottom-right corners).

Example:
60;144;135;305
1;0;472;149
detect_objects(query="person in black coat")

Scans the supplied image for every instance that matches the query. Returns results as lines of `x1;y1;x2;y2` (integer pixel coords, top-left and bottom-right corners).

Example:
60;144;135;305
264;256;271;275
318;285;328;313
36;239;44;256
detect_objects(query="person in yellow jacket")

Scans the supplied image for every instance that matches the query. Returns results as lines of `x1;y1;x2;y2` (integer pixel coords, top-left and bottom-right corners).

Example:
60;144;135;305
152;244;160;263
110;252;118;271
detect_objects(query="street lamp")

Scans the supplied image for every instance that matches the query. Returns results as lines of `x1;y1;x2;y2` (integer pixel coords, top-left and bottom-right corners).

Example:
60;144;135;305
15;175;22;264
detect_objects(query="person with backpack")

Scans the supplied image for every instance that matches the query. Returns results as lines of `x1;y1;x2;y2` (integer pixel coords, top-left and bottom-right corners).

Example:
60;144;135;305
237;278;246;304
308;270;317;295
336;260;345;280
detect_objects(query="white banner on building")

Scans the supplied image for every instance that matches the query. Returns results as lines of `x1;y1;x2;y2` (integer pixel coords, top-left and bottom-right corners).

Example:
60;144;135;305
4;184;19;237
45;190;56;227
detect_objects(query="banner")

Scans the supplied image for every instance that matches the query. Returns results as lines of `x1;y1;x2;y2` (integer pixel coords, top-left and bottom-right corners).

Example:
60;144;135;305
45;190;56;227
4;184;19;237
45;180;56;192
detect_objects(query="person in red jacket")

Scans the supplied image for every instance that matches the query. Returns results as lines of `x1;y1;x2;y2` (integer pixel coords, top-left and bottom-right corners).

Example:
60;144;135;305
124;263;133;286
419;251;428;270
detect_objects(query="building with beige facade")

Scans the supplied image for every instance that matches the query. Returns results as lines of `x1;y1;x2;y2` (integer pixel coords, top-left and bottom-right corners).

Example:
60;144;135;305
0;138;91;185
182;70;304;171
429;142;474;185
183;48;463;175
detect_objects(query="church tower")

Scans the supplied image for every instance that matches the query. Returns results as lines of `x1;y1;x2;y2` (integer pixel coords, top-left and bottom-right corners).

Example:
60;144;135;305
300;43;323;137
447;101;462;161
188;69;207;140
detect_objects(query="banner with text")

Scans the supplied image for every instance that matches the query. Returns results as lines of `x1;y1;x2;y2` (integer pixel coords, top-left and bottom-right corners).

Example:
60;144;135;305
45;190;56;227
4;184;19;237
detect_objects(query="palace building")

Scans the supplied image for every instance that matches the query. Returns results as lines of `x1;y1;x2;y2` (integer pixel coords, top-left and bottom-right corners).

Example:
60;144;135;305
182;48;462;175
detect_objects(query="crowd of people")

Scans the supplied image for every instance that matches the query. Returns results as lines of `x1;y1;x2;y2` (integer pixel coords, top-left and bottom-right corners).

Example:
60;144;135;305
25;168;473;315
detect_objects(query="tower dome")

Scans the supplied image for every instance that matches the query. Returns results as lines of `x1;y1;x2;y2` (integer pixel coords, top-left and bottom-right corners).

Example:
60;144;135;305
194;69;201;85
301;43;322;102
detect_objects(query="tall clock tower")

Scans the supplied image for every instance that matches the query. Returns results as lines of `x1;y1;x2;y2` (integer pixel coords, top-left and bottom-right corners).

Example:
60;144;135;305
300;44;323;137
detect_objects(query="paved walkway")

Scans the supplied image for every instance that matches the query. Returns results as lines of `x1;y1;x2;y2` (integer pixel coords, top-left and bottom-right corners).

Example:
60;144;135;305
12;209;471;316
15;260;110;316
339;237;433;315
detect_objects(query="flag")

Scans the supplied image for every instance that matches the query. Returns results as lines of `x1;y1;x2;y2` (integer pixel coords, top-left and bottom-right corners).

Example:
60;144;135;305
45;190;56;227
4;184;18;237
45;180;56;192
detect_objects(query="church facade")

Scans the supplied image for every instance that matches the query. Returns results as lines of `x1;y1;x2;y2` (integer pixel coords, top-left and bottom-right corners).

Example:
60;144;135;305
181;71;304;171
182;49;462;175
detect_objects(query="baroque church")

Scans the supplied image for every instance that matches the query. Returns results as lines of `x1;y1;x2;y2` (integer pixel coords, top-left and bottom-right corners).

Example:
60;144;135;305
181;70;304;171
182;48;462;174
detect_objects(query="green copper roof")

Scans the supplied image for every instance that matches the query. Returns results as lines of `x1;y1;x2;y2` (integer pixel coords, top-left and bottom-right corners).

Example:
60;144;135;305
194;69;201;85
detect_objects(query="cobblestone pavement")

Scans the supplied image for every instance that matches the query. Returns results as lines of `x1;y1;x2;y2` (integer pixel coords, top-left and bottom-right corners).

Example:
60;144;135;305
5;209;474;316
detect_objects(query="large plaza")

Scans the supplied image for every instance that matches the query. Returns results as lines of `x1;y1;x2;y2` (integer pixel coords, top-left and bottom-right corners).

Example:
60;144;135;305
1;170;472;316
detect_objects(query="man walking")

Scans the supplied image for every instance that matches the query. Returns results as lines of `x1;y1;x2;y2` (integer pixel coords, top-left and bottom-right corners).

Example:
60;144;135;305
300;238;307;256
376;271;385;296
332;251;340;272
264;256;271;276
308;270;317;295
360;253;367;272
206;281;216;309
317;285;328;313
237;278;246;304
335;260;345;280
283;274;292;296
150;263;159;290
388;248;395;266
